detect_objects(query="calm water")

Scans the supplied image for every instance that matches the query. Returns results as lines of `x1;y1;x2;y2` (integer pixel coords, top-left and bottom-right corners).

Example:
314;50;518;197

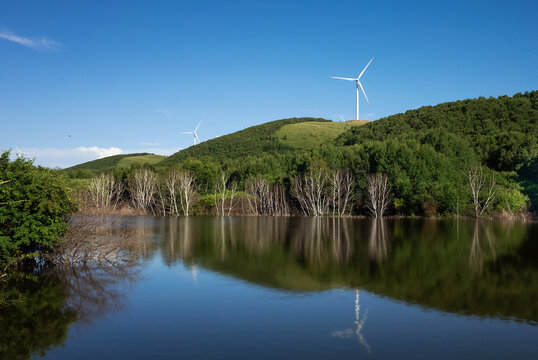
2;217;538;359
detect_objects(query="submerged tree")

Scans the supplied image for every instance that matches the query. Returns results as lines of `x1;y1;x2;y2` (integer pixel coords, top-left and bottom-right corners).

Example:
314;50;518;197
468;165;497;217
130;169;156;213
364;173;392;217
292;168;330;216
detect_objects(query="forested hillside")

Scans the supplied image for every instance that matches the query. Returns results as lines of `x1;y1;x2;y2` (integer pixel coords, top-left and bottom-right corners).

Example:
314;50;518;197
65;153;164;178
160;117;330;166
65;91;537;217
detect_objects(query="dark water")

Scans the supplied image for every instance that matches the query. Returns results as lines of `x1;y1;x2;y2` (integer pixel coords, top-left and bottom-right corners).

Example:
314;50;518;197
2;217;538;359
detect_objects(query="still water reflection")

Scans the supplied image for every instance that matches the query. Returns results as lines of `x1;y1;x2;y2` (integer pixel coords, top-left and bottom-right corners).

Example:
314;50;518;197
2;217;537;359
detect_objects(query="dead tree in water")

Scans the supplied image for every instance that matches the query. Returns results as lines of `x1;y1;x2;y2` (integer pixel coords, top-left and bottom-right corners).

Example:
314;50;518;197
330;170;354;216
88;173;124;209
468;165;497;217
215;172;237;216
178;170;197;216
245;176;289;215
130;169;156;213
364;173;392;217
292;168;329;216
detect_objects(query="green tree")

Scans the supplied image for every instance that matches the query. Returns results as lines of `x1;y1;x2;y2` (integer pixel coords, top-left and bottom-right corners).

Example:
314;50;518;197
0;151;77;265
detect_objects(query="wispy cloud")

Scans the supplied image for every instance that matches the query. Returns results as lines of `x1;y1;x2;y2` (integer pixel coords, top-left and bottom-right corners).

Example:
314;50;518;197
140;142;160;146
18;146;122;168
77;146;123;158
0;29;61;50
155;109;171;114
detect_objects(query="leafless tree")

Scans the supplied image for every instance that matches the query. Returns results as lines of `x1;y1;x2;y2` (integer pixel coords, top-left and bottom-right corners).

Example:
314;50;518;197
130;168;156;213
364;173;392;217
292;168;330;216
87;173;124;209
46;216;142;267
330;169;354;216
245;177;290;215
468;165;497;217
215;172;237;216
178;170;197;216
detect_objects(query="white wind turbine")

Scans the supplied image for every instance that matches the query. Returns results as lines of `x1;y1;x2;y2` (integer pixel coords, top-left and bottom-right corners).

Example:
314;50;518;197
180;121;201;145
331;57;374;121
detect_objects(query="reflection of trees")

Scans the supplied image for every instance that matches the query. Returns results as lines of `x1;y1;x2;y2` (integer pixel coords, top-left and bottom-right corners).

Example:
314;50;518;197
368;219;389;263
157;216;537;323
469;220;497;273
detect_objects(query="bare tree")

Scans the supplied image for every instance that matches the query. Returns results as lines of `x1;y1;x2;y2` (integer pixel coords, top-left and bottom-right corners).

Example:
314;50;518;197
330;169;354;216
178;170;197;216
364;173;392;217
292;168;330;216
468;165;497;217
130;169;156;213
245;176;289;215
88;173;124;209
163;170;179;215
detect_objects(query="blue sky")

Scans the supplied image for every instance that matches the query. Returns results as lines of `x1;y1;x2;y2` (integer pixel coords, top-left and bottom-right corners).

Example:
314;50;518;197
1;0;537;168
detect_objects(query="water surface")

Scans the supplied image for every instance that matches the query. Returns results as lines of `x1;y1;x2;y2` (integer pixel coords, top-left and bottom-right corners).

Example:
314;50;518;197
2;217;537;359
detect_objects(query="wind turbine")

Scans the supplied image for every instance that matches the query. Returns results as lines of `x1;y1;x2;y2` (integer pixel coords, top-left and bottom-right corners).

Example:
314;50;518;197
180;121;201;145
14;146;23;158
331;57;374;121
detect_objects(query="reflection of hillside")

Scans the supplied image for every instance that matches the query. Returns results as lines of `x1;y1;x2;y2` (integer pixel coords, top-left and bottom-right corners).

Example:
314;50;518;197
157;217;538;324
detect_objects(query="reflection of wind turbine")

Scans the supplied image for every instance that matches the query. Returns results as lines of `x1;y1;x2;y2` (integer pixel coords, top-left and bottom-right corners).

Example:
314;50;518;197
331;289;370;353
331;57;374;121
355;289;370;353
180;121;201;145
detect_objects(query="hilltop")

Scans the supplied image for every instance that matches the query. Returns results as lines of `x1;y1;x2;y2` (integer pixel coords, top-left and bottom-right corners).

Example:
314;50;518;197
65;153;165;177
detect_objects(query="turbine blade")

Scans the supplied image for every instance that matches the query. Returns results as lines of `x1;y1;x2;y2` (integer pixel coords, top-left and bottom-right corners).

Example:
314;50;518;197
358;57;374;79
330;76;356;81
180;132;193;134
194;120;202;132
195;133;200;142
358;81;369;104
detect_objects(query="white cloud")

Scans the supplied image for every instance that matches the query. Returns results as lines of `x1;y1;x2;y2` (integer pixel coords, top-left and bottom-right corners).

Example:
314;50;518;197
0;29;61;50
77;146;123;158
20;146;123;168
155;109;171;114
140;142;160;146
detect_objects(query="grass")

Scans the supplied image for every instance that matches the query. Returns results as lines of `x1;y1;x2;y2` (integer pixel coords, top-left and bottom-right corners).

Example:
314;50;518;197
275;121;368;149
115;154;165;168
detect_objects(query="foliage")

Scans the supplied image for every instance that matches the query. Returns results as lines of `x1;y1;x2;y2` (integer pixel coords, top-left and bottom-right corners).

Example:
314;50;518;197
0;151;77;265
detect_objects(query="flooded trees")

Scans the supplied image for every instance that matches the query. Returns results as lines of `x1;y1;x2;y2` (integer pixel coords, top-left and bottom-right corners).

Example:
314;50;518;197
130;169;157;213
88;173;124;209
292;168;330;216
468;166;497;217
364;173;392;218
245;176;289;215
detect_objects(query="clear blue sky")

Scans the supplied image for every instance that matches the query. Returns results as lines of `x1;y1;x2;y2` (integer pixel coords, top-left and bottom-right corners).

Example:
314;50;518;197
1;0;537;167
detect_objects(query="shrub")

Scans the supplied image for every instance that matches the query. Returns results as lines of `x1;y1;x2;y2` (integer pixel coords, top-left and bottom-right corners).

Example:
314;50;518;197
0;151;77;265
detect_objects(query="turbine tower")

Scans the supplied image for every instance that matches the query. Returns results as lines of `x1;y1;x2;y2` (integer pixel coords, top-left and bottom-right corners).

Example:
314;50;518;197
180;121;201;145
331;57;374;121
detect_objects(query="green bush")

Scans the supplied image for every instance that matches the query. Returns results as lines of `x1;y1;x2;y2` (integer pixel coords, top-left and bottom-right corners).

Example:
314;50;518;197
0;151;77;265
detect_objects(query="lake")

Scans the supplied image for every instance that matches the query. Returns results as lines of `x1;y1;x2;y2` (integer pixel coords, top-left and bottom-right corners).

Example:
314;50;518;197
2;217;537;359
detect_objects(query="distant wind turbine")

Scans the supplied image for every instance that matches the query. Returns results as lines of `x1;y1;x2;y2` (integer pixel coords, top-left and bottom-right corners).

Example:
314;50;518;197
180;121;201;145
14;146;23;158
331;57;374;121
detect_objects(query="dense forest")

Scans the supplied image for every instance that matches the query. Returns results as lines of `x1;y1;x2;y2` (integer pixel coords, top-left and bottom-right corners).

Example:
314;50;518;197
63;91;537;217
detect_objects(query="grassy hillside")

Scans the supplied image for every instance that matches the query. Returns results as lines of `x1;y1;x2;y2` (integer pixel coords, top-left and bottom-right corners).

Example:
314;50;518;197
275;120;367;149
159;117;330;166
64;153;164;177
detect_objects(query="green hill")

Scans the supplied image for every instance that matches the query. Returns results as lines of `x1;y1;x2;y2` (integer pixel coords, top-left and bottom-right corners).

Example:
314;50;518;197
159;117;334;166
64;153;165;177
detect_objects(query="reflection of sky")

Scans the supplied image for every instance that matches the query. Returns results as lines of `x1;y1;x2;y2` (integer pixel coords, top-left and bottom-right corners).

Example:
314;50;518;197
45;256;538;360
